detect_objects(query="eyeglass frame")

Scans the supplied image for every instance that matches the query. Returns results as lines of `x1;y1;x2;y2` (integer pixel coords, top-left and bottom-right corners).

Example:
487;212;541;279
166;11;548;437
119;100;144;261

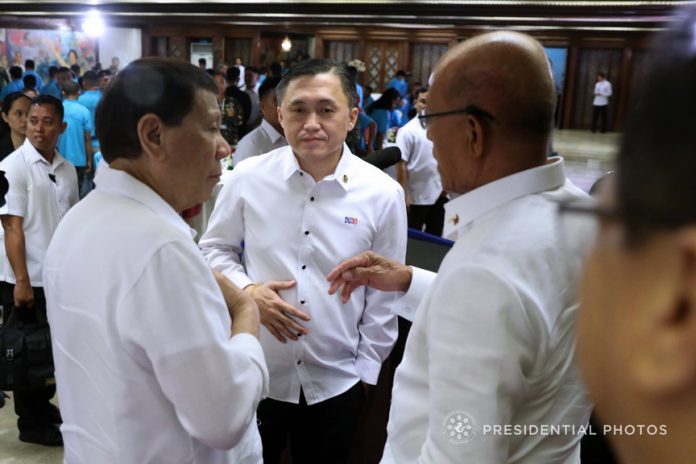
417;104;498;127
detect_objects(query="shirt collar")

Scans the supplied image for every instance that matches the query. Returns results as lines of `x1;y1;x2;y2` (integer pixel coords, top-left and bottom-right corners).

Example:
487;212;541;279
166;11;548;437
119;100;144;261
281;143;354;192
442;157;567;240
21;138;65;168
94;164;196;239
260;119;285;144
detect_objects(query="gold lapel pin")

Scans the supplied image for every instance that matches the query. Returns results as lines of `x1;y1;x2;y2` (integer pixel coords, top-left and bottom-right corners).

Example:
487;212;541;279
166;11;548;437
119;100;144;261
450;214;459;225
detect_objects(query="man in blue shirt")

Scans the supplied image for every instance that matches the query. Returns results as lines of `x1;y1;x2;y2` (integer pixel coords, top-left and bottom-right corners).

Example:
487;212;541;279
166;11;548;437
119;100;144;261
58;81;93;197
76;71;101;153
23;60;43;90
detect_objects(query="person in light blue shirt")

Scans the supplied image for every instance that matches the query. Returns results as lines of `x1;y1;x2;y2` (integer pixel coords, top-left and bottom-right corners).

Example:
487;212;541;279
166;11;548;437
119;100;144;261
57;81;93;198
366;88;401;150
0;66;24;100
76;70;101;153
386;70;408;98
23;60;44;90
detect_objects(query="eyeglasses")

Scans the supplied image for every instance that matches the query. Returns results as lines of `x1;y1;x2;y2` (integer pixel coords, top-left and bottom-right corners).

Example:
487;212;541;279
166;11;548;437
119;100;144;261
557;199;622;222
557;197;689;239
417;104;498;128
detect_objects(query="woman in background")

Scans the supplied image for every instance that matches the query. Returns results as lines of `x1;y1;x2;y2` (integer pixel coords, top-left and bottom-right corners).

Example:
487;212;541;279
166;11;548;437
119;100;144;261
366;87;401;150
0;92;31;160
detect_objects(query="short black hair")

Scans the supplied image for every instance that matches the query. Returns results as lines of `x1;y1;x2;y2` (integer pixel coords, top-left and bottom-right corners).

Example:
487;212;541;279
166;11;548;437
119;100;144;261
414;86;429;101
61;80;80;96
9;66;22;80
258;76;281;102
57;66;71;75
82;70;99;86
24;59;35;69
96;57;217;163
246;66;259;75
30;94;64;122
22;74;37;89
617;10;696;244
270;62;282;77
275;58;356;108
48;66;58;78
396;70;407;77
226;66;241;85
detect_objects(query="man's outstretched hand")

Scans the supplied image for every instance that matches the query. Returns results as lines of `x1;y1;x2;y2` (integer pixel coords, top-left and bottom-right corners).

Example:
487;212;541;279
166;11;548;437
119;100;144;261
326;251;412;303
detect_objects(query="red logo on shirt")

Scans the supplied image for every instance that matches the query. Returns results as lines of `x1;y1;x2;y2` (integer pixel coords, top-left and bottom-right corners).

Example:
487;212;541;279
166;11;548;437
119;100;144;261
344;217;358;225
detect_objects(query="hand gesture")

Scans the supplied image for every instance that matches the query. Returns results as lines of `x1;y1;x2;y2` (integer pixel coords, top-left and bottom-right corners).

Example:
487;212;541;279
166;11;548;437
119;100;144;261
326;251;412;303
248;280;310;343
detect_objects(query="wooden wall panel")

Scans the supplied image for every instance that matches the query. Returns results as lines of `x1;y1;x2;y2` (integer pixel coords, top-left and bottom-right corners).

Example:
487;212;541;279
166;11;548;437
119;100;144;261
224;38;252;68
168;36;187;61
326;41;357;63
410;43;447;86
212;36;225;70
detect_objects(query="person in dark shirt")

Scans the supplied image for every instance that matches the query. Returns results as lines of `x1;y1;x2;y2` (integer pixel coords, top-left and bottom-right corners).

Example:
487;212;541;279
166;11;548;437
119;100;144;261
222;66;252;147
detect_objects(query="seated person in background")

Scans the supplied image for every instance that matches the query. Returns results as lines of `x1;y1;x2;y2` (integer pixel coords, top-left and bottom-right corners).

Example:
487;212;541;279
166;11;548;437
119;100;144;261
42;58;269;463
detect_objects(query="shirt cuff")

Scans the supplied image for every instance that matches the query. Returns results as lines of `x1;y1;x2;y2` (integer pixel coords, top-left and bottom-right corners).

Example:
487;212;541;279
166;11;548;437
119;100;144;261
229;333;269;396
394;266;434;322
225;271;253;291
355;356;382;385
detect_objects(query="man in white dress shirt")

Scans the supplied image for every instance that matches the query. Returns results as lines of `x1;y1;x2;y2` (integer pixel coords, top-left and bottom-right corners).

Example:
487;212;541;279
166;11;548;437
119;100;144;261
0;95;78;447
328;32;594;463
200;59;407;463
395;86;446;236
591;71;612;133
233;76;286;165
42;58;269;463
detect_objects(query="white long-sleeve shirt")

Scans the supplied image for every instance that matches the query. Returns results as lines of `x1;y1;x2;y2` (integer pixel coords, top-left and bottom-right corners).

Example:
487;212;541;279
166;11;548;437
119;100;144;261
382;158;594;464
395;116;442;205
201;144;407;404
43;165;269;463
593;80;612;106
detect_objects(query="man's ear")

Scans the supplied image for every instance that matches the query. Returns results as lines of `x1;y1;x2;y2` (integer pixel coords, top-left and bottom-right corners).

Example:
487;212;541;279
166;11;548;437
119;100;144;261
277;106;286;129
347;107;359;131
59;121;67;135
465;114;485;159
137;113;165;160
630;228;696;397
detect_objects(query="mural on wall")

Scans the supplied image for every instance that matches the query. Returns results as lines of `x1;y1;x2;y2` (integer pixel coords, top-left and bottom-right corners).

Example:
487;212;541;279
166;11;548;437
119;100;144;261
0;28;97;79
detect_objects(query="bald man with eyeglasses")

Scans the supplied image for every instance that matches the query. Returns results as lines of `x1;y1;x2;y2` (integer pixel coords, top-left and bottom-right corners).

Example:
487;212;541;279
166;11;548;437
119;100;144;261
328;31;595;463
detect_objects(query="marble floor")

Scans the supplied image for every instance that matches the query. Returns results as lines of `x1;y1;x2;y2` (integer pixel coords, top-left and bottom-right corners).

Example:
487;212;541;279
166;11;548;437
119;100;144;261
0;129;619;463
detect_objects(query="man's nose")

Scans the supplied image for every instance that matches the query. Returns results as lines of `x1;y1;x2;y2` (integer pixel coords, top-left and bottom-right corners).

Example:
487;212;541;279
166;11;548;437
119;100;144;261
304;112;320;129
